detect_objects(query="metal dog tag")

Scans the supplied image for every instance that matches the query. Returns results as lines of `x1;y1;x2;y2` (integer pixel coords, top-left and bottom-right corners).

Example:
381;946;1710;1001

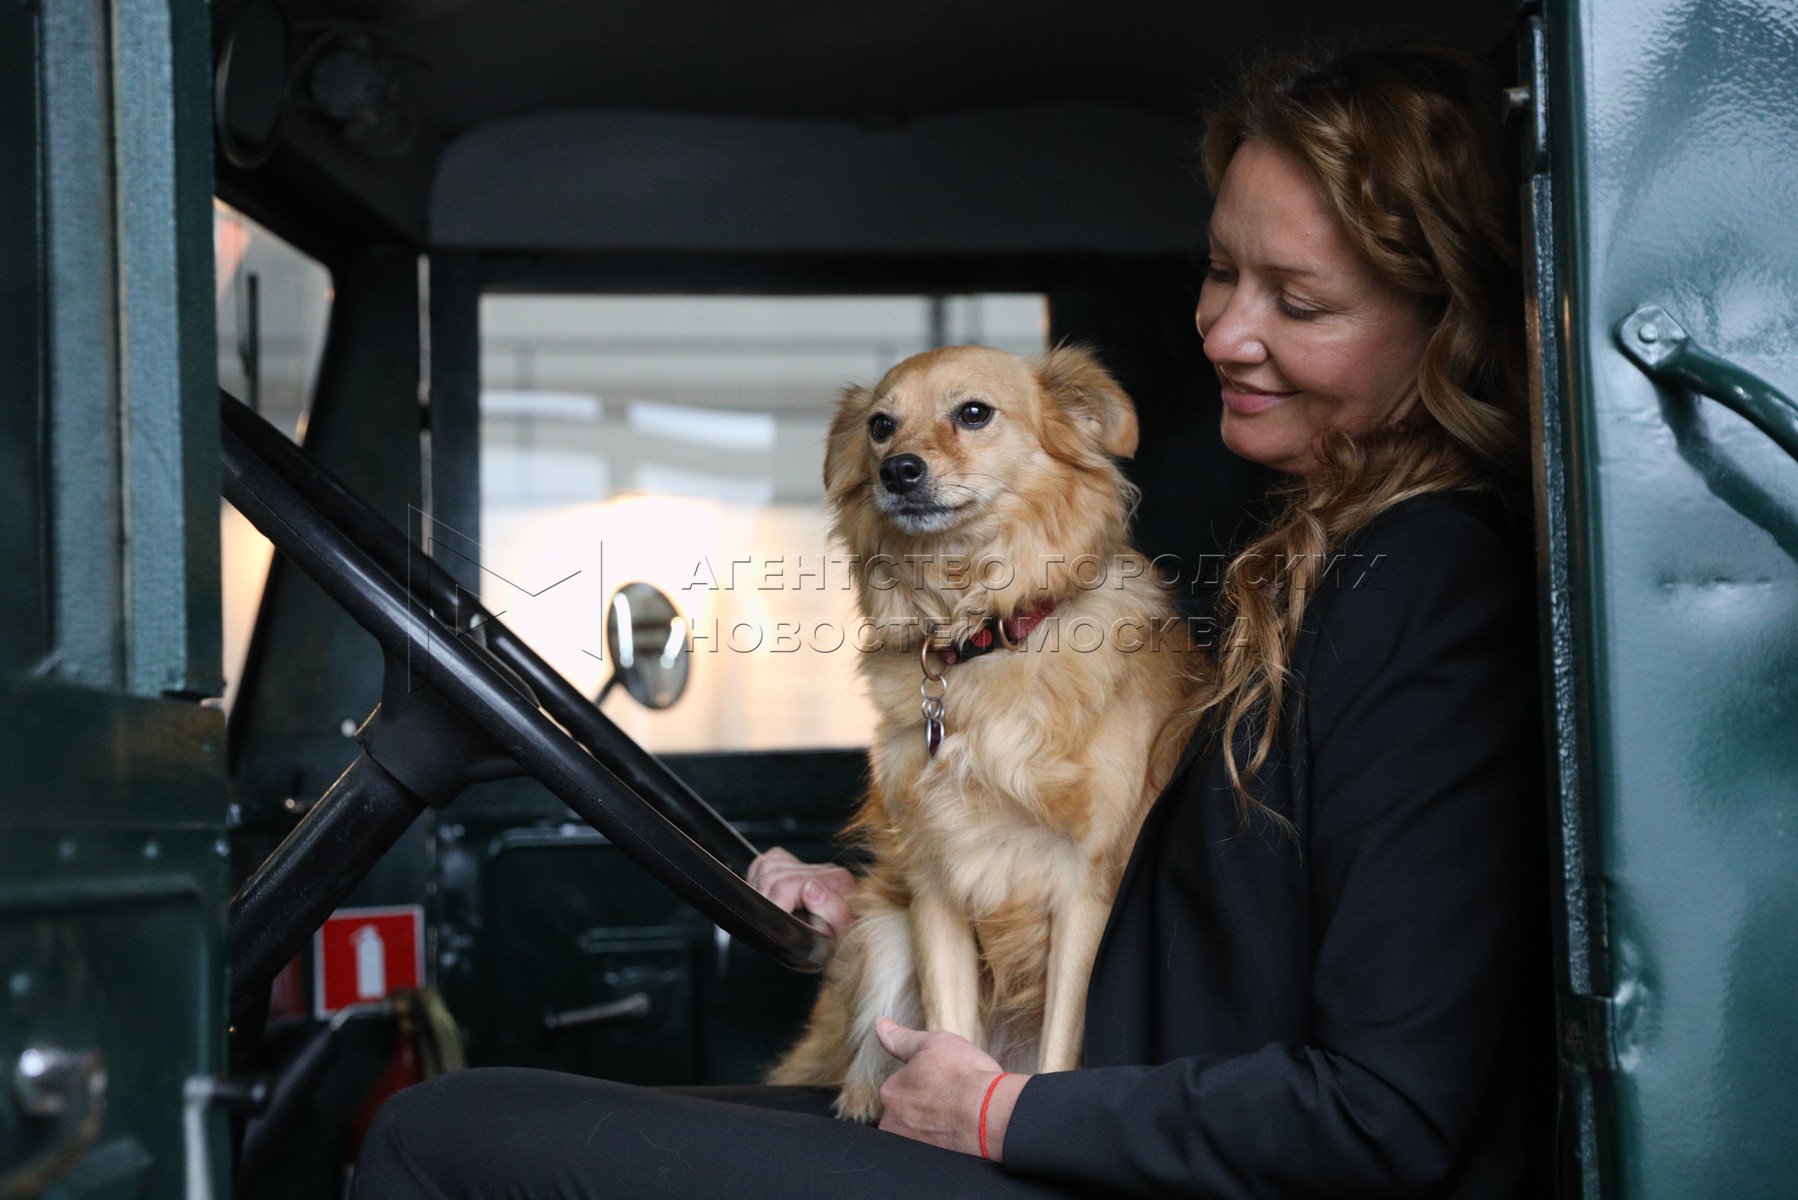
920;642;948;757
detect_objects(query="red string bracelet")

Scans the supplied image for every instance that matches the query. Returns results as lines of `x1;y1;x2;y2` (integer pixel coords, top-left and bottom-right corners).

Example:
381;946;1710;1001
978;1072;1010;1160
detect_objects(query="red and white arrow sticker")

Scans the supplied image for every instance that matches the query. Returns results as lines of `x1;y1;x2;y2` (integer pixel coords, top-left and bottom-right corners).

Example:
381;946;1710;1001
313;905;424;1019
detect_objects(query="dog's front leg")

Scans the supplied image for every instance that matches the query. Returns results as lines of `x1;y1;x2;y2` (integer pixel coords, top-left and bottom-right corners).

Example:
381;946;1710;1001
834;900;921;1122
910;888;983;1047
1039;884;1111;1072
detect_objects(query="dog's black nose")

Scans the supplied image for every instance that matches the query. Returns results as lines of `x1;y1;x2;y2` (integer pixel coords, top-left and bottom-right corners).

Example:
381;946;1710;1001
879;453;928;496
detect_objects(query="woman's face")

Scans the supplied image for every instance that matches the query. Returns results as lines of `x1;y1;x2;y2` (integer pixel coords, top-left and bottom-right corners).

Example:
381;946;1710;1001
1196;139;1433;477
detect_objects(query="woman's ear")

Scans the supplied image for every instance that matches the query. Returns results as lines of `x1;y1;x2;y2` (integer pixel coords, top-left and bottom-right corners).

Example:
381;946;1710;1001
823;384;874;493
1036;345;1140;459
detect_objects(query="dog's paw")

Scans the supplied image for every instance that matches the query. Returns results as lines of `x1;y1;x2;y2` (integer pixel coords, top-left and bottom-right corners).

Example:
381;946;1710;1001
833;1081;883;1124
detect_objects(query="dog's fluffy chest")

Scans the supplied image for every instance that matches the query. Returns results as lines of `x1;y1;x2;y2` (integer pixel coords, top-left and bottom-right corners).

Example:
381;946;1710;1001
860;598;1180;914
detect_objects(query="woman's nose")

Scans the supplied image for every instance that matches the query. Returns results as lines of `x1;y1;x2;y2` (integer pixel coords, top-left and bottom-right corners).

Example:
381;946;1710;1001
1198;294;1268;366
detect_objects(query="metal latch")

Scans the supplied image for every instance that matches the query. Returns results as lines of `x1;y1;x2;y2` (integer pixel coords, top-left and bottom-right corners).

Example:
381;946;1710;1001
2;1046;109;1200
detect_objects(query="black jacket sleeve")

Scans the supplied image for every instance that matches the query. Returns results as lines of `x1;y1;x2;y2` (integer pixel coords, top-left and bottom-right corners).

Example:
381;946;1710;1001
1003;500;1540;1197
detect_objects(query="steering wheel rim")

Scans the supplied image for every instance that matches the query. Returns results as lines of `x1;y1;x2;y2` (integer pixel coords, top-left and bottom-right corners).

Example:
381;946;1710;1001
219;393;833;973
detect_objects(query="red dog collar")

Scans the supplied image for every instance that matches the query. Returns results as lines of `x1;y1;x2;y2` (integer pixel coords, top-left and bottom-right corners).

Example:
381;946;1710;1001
941;604;1055;666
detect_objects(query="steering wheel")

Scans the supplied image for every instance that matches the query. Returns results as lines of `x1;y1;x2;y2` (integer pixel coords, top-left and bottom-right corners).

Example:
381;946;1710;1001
219;389;832;1016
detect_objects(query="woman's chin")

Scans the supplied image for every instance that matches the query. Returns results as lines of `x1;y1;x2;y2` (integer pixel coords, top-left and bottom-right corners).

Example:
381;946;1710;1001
1220;413;1307;474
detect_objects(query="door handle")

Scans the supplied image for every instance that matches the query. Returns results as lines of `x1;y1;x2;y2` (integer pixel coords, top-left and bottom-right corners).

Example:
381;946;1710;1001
1;1046;108;1200
542;991;652;1032
1616;304;1798;463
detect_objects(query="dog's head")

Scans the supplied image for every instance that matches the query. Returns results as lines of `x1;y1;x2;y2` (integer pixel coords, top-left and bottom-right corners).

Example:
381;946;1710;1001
824;344;1139;541
822;345;1142;626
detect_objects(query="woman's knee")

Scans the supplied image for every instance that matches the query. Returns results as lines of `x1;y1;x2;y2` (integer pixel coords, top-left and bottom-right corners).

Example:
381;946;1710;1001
352;1069;549;1197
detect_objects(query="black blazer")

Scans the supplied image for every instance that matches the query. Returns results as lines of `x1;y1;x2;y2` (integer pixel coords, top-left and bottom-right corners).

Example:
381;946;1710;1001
1006;490;1548;1198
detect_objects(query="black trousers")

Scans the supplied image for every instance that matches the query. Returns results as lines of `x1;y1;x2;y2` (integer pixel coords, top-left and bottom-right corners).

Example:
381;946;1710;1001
349;1067;1086;1199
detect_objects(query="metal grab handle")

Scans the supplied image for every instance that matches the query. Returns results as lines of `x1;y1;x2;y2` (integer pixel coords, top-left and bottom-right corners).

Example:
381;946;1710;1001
1616;304;1798;463
1;1047;108;1200
542;992;653;1032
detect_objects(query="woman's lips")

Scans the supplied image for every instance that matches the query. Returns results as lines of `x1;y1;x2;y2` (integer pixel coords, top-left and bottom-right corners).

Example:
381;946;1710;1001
1220;382;1296;414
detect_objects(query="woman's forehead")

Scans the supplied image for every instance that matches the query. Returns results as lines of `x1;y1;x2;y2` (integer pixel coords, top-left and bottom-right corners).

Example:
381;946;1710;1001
1208;140;1356;276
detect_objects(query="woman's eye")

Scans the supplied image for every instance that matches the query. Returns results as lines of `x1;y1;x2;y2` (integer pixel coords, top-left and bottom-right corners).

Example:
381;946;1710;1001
1277;297;1322;320
954;401;994;429
1204;264;1234;283
869;413;896;441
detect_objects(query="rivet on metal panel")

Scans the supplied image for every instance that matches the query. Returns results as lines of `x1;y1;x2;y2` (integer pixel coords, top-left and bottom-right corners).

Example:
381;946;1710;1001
1615;304;1687;370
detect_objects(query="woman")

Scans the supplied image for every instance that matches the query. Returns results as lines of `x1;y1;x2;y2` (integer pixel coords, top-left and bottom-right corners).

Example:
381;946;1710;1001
351;39;1546;1198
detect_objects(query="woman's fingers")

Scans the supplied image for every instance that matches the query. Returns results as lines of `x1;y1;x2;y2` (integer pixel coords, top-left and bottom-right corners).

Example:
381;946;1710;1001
745;846;799;893
799;878;850;938
746;849;860;938
874;1017;928;1062
762;869;811;915
874;1024;1009;1155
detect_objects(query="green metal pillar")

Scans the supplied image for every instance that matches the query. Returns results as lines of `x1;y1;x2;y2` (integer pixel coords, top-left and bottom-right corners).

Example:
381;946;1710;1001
1;2;230;1196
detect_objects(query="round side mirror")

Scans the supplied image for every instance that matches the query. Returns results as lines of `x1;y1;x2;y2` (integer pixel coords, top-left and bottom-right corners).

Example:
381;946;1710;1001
601;582;690;710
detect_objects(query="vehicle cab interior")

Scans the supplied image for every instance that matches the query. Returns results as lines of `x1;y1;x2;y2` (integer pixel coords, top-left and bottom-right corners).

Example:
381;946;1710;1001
2;1;1795;1197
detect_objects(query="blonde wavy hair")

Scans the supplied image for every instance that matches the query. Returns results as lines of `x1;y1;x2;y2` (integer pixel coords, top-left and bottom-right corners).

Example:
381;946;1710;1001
1183;40;1529;828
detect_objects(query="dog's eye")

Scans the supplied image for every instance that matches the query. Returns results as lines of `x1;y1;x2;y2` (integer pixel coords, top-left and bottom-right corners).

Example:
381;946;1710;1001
954;401;994;429
868;413;896;441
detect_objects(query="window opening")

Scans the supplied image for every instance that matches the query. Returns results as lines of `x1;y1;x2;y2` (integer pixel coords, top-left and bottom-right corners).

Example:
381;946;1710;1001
215;200;333;712
477;293;1047;752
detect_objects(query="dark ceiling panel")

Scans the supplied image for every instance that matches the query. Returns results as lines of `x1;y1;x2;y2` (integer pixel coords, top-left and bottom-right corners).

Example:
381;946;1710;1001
222;0;1518;253
276;0;1517;135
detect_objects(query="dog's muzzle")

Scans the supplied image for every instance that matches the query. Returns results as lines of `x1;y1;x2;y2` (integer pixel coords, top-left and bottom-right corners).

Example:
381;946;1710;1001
879;453;928;496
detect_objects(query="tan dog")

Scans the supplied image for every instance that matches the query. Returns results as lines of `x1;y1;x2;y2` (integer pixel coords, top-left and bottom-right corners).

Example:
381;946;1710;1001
767;345;1195;1120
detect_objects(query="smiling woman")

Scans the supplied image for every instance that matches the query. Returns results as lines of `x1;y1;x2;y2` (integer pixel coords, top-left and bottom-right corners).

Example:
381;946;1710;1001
1185;40;1530;820
1198;139;1435;475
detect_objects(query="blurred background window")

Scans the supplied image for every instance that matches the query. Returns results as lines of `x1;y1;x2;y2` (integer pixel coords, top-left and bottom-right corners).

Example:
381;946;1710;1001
477;294;1047;752
215;200;333;712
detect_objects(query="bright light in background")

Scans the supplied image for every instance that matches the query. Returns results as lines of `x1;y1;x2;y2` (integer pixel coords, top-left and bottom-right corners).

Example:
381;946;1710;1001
613;591;635;668
660;620;686;668
628;400;777;451
219;506;276;713
480;492;870;753
214;200;334;713
214;199;252;300
482;390;603;421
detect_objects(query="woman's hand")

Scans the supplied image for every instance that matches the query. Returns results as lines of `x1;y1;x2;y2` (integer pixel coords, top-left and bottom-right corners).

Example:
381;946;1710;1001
874;1019;1032;1161
745;846;859;940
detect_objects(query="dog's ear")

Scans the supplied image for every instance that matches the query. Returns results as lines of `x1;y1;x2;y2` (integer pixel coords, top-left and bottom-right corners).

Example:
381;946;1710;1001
1037;345;1139;459
823;383;875;493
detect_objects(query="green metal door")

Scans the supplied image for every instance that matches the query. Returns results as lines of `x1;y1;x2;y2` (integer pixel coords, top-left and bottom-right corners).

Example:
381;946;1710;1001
0;1;229;1196
1528;0;1798;1195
